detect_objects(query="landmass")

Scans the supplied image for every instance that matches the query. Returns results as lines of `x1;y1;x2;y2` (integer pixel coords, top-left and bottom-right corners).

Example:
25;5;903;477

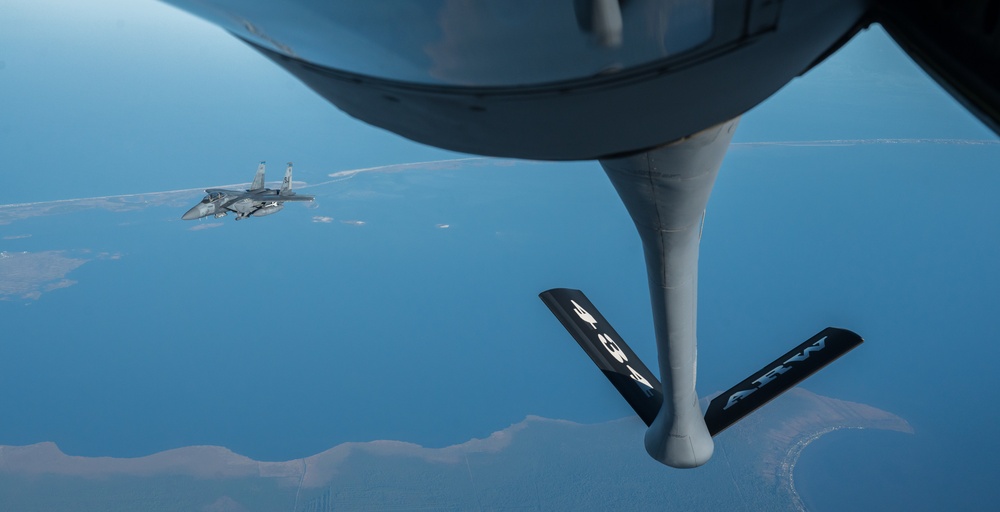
0;189;202;225
0;388;910;511
0;250;87;300
3;141;994;226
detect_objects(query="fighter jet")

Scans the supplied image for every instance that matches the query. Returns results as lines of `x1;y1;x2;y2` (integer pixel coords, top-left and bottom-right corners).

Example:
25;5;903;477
159;1;1000;468
182;162;314;221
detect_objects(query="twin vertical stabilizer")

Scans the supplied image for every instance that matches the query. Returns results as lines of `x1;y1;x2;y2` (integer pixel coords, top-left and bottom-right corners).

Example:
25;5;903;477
281;162;294;195
249;161;296;195
250;161;266;191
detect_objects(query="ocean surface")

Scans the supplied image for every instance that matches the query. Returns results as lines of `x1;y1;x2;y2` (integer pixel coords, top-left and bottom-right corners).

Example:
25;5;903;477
795;428;994;511
0;162;651;461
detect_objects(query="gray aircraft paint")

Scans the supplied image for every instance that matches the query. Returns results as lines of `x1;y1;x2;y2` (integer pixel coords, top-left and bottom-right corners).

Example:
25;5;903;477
599;118;738;467
155;0;1000;469
182;162;314;221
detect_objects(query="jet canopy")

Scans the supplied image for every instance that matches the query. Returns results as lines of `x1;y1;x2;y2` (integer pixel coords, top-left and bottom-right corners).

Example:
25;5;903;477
201;191;225;203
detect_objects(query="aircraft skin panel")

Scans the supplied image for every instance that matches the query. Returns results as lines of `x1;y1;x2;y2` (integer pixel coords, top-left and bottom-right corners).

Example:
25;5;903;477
155;0;983;471
250;193;314;202
539;288;663;427
598;118;738;468
704;328;864;436
250;161;266;191
185;160;315;220
877;0;1000;136
281;163;294;195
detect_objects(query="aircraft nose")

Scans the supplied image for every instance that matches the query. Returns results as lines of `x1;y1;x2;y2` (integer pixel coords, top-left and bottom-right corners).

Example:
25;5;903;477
181;205;203;220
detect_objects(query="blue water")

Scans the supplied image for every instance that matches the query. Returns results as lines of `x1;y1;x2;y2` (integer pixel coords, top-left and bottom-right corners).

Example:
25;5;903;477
0;162;650;461
795;428;999;511
5;142;1000;505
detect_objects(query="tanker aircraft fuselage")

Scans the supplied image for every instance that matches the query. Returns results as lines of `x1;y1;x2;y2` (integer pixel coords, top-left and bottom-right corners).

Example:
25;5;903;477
160;0;1000;468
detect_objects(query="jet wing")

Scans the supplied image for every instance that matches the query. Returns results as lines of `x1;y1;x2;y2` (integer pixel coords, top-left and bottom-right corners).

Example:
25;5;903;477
252;193;314;202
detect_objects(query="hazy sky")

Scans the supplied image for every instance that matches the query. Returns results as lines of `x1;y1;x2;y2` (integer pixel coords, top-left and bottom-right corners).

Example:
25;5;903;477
2;1;1000;510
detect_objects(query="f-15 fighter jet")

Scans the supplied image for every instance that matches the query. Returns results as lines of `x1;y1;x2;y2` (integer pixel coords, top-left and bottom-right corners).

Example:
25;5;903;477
182;162;314;221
